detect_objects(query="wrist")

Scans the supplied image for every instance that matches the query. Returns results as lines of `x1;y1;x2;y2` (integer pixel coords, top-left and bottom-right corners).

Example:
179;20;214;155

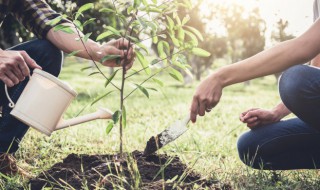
86;40;102;62
214;66;232;88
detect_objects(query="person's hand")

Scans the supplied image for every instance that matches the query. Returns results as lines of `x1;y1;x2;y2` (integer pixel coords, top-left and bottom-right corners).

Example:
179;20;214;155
239;108;280;128
190;73;223;123
0;50;42;87
93;38;135;70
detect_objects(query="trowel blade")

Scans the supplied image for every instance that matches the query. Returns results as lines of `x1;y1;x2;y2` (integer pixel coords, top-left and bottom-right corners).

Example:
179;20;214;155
143;115;190;155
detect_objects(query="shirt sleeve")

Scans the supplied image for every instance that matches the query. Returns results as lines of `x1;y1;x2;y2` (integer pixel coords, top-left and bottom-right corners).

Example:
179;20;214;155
9;0;70;39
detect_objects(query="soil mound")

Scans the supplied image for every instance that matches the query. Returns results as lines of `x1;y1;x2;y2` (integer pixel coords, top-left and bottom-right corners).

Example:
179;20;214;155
29;151;223;189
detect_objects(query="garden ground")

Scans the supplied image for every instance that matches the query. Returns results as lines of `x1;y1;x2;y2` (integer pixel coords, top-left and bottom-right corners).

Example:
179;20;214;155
1;59;320;189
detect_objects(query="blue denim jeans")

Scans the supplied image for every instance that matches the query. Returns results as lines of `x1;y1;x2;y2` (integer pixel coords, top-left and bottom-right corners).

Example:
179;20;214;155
237;65;320;170
0;39;62;153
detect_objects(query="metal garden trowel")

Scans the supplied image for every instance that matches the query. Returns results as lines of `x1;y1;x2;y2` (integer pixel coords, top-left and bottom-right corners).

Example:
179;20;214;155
143;115;190;156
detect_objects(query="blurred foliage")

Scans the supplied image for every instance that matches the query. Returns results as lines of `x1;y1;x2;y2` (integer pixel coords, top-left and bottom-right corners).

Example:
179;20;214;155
271;19;295;81
219;4;266;62
0;0;116;48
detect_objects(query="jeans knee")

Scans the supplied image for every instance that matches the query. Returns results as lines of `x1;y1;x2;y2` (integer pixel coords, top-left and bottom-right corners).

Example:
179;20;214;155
36;40;62;77
237;132;264;169
279;65;311;108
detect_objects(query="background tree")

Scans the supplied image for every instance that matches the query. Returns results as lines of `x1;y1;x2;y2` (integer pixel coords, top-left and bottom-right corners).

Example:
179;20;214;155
0;0;116;49
271;19;295;81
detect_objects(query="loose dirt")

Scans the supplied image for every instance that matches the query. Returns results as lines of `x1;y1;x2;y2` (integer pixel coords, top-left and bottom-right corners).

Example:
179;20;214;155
28;151;230;189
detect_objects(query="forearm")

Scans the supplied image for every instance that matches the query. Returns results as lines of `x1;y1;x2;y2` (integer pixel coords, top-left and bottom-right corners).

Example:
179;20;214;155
217;39;314;87
216;19;320;87
271;102;291;121
46;23;101;62
310;54;320;67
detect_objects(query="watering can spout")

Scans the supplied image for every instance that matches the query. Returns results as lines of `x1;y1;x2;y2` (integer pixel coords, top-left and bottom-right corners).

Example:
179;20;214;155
56;108;113;130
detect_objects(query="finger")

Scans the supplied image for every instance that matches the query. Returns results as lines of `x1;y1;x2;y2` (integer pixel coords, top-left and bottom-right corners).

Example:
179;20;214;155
116;38;130;49
241;108;258;117
244;117;258;124
6;70;19;85
198;100;206;116
125;60;134;70
1;76;14;87
243;111;258;120
20;51;42;70
127;46;134;60
247;121;261;128
107;47;125;58
190;96;199;123
11;64;24;81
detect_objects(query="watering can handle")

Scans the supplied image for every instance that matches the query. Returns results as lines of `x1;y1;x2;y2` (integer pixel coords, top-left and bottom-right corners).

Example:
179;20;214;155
4;75;31;108
5;85;15;108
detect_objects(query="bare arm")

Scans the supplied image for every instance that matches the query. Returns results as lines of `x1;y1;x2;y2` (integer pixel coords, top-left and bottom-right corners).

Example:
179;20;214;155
190;19;320;123
46;23;134;70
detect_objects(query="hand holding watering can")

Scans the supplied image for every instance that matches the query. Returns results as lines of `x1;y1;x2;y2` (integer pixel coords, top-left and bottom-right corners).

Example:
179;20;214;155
4;69;113;136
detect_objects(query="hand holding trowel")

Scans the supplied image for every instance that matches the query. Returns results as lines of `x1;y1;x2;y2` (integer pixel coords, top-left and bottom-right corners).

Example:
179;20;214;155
143;115;190;156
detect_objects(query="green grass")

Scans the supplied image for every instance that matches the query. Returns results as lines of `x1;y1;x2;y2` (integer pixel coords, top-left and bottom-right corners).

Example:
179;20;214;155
2;58;320;189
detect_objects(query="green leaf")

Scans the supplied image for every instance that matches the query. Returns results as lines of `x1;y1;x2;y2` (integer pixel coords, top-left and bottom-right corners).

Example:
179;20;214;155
67;50;81;57
135;51;150;75
169;68;184;82
127;6;134;15
134;0;141;8
83;18;96;27
96;31;113;41
73;20;83;31
127;35;139;43
112;110;121;124
48;16;63;26
157;41;164;58
101;55;121;63
134;84;149;98
54;25;74;34
75;3;94;20
83;32;92;42
78;3;94;14
147;7;162;13
105;26;121;36
136;43;149;55
182;15;190;25
185;30;198;46
166;16;174;30
99;8;116;13
105;69;119;88
122;106;126;128
191;48;211;57
170;35;180;47
141;0;148;6
91;91;114;106
175;15;182;26
177;28;185;41
151;59;160;65
146;87;158;91
106;122;114;135
152;35;158;44
152;0;157;3
81;66;93;71
152;78;164;87
88;71;100;76
184;26;204;41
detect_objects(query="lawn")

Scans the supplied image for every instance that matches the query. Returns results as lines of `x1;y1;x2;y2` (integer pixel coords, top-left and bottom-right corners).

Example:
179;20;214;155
2;58;320;190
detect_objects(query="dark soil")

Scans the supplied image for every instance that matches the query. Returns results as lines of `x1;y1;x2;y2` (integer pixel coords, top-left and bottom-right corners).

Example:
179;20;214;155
143;134;163;155
28;151;227;190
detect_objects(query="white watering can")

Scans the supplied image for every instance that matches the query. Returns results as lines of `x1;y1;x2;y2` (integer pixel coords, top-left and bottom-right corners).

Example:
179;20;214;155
4;69;113;136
